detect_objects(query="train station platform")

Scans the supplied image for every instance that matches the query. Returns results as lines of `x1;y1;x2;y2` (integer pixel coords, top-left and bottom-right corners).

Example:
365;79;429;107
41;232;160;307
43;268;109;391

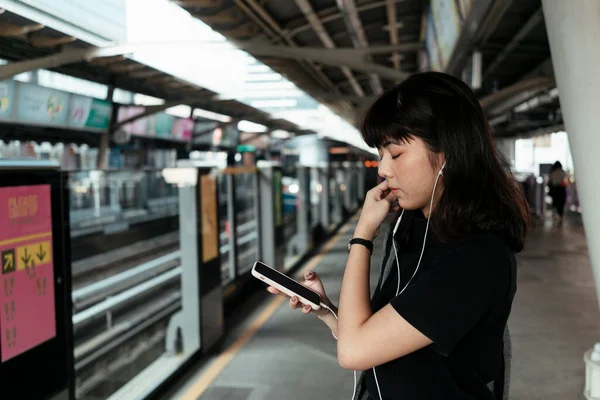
166;212;595;400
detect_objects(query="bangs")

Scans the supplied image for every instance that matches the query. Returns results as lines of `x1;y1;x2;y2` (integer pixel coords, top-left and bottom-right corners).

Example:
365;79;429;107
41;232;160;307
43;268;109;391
359;88;419;149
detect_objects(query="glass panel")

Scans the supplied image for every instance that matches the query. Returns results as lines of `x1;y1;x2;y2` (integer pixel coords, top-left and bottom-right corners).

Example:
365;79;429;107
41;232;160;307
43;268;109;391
69;168;181;399
233;173;259;276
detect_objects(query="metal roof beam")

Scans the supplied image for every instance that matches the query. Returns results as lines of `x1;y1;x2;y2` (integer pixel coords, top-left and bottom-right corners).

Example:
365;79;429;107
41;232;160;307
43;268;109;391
386;0;401;72
483;8;544;79
335;0;383;95
0;41;419;80
112;95;214;130
479;76;554;110
294;0;365;97
285;0;405;38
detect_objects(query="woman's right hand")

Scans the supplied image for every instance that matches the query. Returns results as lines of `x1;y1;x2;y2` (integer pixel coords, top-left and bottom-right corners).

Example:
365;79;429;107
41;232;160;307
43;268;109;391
266;270;332;318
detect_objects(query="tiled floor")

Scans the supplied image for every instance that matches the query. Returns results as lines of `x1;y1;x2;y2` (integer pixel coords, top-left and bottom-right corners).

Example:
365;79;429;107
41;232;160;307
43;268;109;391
173;213;596;400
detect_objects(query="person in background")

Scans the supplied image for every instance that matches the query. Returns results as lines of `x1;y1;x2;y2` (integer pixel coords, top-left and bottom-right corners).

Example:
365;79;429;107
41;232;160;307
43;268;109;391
548;161;567;226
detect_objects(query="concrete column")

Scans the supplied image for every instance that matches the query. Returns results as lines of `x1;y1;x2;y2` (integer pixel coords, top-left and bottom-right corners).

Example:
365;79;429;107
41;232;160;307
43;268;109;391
542;0;600;307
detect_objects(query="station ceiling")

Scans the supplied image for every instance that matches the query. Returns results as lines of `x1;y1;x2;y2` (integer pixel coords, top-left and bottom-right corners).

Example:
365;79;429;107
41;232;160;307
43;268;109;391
176;0;560;139
0;0;561;145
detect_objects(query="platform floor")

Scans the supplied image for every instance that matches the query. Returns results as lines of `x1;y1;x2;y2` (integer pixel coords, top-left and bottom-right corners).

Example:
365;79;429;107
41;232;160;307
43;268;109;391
171;212;596;400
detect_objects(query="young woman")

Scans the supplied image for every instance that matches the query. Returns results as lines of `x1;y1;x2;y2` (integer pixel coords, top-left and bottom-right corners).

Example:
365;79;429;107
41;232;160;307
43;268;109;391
268;72;529;399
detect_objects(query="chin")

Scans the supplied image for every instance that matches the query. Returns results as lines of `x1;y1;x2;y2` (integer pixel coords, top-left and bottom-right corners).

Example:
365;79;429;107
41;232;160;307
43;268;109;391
398;199;422;211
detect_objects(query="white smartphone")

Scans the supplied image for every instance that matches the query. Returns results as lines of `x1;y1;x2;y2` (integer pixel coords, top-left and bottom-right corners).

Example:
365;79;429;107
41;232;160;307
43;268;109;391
252;261;322;310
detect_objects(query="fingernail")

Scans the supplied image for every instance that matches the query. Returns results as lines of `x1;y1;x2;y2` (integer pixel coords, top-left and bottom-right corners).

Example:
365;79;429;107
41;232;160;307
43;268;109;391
305;271;313;279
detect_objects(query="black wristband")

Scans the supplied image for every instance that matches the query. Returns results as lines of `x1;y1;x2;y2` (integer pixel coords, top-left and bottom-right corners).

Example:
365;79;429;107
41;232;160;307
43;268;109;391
348;238;373;254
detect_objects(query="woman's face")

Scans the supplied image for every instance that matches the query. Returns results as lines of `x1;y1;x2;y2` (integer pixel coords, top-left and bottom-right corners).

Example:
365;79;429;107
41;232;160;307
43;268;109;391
377;137;444;215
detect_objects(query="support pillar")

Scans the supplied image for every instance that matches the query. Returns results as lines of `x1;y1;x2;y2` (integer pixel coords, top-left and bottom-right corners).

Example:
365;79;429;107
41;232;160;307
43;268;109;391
543;0;600;303
542;2;600;397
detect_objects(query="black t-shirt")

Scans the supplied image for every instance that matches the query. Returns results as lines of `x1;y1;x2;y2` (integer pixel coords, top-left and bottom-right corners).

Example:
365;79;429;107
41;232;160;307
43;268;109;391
362;211;517;400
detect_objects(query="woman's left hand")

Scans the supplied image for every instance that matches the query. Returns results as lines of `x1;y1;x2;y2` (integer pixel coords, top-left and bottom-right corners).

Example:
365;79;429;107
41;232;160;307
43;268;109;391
355;180;398;240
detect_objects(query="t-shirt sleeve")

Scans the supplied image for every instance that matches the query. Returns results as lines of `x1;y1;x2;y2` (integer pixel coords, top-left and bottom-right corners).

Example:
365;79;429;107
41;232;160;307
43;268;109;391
389;237;507;356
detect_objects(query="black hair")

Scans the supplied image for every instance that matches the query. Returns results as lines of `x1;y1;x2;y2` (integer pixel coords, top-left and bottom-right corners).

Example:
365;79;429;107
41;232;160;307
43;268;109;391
552;161;563;171
360;72;529;252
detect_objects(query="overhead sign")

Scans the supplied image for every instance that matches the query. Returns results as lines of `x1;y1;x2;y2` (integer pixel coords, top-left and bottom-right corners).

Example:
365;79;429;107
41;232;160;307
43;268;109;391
0;184;56;363
16;83;68;126
0;80;16;121
117;106;148;136
171;118;193;141
148;113;175;138
68;95;112;130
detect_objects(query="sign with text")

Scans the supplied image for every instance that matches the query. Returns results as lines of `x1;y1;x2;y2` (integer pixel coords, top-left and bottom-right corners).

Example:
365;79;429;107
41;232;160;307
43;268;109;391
16;83;68;126
0;185;56;362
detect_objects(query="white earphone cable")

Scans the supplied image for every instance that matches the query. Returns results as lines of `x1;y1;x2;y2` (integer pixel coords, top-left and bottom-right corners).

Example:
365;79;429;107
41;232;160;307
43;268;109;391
319;303;358;400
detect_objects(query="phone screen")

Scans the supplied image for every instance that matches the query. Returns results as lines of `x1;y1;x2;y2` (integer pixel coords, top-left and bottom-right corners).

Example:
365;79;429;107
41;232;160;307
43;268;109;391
254;262;321;305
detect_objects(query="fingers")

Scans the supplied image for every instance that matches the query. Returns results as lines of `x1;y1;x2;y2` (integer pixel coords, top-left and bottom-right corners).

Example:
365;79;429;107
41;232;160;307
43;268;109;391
369;180;390;200
288;296;312;314
267;286;281;295
304;270;317;282
383;191;397;204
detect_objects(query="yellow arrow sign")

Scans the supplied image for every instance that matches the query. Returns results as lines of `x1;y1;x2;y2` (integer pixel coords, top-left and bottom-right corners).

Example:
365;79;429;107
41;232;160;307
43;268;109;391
17;241;51;270
3;252;13;272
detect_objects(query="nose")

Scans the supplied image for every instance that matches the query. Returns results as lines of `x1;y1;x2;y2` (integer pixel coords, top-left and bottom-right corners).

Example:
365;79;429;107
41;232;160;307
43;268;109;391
378;156;394;180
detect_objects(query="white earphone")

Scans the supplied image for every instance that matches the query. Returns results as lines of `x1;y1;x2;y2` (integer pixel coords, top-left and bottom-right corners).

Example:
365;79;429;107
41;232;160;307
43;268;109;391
322;161;446;400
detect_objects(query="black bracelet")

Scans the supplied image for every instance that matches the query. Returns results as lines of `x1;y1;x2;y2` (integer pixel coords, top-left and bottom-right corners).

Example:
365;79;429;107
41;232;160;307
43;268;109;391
348;238;373;254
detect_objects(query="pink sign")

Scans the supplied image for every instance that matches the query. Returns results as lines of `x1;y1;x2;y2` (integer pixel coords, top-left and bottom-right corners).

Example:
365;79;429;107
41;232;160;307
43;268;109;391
0;185;55;362
117;106;148;137
171;118;193;141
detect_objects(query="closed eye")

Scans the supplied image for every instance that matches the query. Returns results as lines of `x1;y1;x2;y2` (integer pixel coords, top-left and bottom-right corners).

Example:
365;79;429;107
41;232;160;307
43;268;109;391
391;154;400;159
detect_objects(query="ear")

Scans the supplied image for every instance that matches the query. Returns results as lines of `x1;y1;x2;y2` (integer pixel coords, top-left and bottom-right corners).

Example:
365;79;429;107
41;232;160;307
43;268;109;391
437;154;446;174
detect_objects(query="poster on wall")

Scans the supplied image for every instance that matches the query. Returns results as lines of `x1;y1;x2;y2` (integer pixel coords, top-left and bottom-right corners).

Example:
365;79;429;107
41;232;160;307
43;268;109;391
16;83;68;126
171;118;193;141
67;95;112;131
151;113;175;138
117;106;148;136
0;185;56;363
430;0;461;69
0;80;16;121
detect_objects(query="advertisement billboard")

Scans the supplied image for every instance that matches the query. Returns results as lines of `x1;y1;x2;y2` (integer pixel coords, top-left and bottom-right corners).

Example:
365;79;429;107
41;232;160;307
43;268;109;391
67;95;112;130
16;83;69;126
